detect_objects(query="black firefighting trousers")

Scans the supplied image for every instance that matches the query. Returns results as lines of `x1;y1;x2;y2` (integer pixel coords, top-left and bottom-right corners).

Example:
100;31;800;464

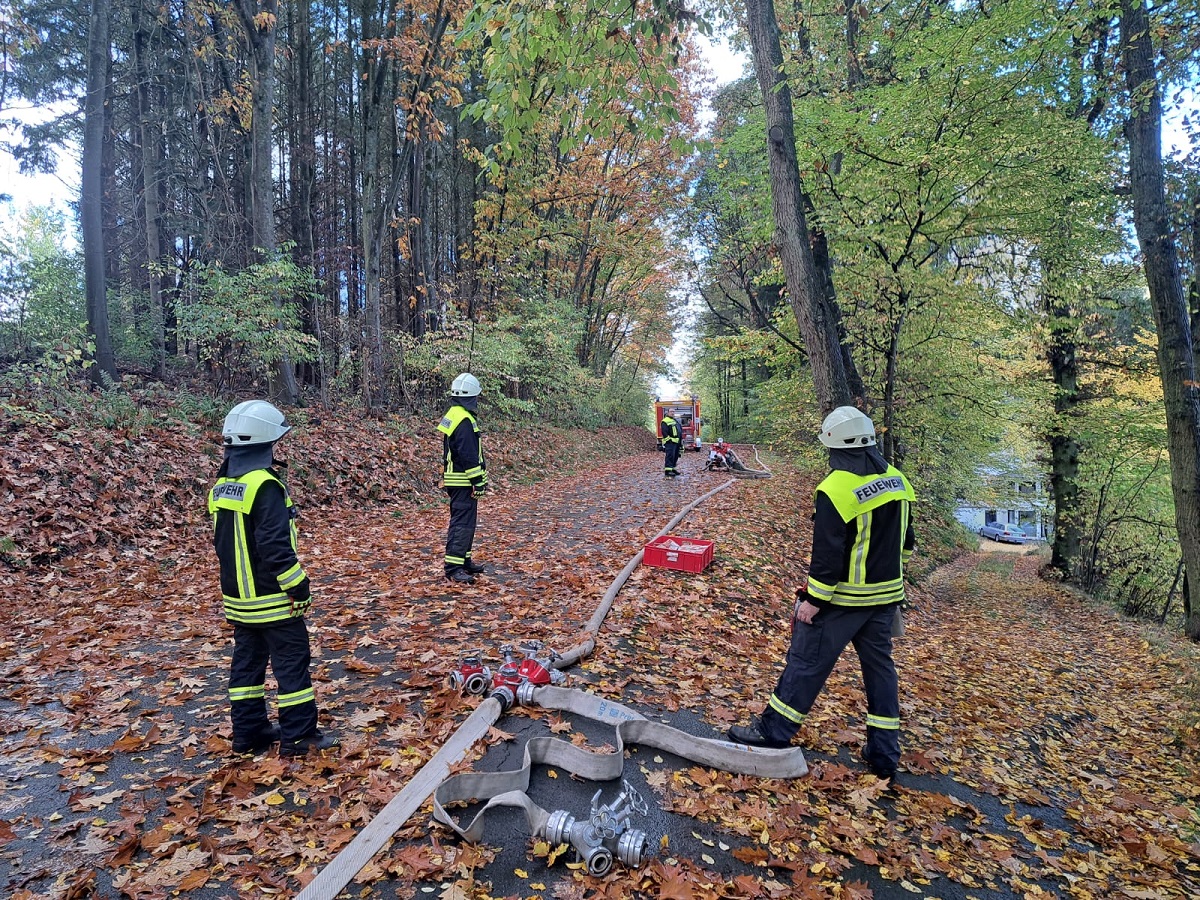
229;618;318;744
444;486;478;573
759;603;900;773
663;442;681;476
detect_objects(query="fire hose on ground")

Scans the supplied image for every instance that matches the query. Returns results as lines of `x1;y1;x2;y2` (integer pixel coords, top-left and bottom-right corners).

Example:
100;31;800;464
297;475;805;900
706;445;773;479
430;685;807;876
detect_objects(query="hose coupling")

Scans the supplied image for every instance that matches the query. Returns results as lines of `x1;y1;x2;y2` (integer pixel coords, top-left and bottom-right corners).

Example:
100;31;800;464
542;780;652;875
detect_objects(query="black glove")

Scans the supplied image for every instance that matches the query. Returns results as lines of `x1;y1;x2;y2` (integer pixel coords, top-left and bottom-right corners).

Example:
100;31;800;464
289;578;312;616
472;482;486;499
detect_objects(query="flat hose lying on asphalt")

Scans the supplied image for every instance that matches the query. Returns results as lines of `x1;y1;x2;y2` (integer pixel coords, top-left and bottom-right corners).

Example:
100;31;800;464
431;686;807;844
296;697;505;900
555;476;737;668
297;475;755;900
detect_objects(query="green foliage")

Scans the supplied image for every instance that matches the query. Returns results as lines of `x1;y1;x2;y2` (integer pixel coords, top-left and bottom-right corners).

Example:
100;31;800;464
1068;327;1180;620
456;0;695;161
0;205;85;363
592;355;656;428
177;251;319;378
107;286;160;370
399;292;649;427
0;332;93;396
0;359;230;438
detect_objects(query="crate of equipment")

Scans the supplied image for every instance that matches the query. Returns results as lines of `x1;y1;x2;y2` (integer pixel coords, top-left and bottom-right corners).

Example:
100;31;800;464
642;535;714;573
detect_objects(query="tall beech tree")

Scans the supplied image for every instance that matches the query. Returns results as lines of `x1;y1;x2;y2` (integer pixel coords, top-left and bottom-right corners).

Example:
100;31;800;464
1119;0;1200;640
742;0;854;415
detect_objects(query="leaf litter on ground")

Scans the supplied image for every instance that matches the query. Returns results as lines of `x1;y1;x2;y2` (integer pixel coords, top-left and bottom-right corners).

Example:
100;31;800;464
1;410;1199;899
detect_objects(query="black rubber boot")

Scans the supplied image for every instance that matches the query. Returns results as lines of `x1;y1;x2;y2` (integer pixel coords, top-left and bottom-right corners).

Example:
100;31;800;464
727;720;791;749
281;731;341;757
232;724;281;754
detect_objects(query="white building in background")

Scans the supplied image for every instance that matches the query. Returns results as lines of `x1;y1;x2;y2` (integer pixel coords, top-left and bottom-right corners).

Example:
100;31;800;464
955;467;1051;541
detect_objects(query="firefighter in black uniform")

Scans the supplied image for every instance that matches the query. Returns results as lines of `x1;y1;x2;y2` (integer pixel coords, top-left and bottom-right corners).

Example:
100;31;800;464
208;401;339;757
439;373;488;583
728;406;915;779
660;412;681;477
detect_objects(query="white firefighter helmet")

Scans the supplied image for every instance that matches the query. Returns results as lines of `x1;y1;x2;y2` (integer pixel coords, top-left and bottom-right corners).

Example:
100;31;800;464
222;400;292;446
819;405;876;448
450;372;481;397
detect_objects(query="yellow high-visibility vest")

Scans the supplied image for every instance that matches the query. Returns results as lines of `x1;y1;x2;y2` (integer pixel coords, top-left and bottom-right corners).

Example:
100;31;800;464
208;470;305;624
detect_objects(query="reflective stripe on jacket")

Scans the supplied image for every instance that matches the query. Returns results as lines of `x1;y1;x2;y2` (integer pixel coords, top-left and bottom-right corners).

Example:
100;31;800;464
438;406;487;488
208;469;305;625
807;466;916;607
660;415;680;444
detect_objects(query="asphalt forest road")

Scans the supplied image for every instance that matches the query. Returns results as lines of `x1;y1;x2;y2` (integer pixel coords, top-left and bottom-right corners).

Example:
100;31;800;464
2;444;1198;899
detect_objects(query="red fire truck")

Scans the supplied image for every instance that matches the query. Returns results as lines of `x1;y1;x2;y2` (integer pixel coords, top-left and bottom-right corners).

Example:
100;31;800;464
653;397;703;451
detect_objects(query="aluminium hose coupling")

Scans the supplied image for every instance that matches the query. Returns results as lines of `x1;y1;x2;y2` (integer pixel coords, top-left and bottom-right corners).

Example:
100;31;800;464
542;781;652;876
516;681;539;706
447;668;491;695
491;684;517;712
448;653;492;695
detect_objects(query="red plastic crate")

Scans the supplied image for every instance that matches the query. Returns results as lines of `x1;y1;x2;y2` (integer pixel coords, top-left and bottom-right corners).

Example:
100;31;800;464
643;535;714;573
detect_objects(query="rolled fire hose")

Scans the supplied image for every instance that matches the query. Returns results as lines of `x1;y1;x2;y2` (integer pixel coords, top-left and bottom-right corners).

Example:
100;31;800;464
706;445;772;479
727;445;772;479
298;476;754;900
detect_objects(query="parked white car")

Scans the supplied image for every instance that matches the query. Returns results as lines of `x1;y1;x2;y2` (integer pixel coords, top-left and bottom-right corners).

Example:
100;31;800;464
979;522;1029;544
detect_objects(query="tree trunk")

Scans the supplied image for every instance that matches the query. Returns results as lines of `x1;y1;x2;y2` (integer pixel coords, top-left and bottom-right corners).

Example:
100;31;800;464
237;0;298;403
357;0;392;409
1190;184;1199;354
881;307;906;464
407;141;434;339
83;0;116;386
287;0;318;390
743;0;852;414
132;0;166;377
1043;254;1082;577
1120;0;1200;640
453;103;481;317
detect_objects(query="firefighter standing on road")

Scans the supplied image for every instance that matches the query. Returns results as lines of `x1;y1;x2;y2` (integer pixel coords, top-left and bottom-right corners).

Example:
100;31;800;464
439;372;488;583
660;411;681;477
208;401;339;758
728;406;915;780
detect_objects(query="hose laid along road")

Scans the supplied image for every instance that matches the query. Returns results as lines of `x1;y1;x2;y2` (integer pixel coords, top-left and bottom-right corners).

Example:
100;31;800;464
297;474;792;900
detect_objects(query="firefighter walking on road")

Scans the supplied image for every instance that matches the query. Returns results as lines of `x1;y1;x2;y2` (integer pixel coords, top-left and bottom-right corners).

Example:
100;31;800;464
728;406;915;780
439;372;488;583
660;411;681;477
208;401;339;758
